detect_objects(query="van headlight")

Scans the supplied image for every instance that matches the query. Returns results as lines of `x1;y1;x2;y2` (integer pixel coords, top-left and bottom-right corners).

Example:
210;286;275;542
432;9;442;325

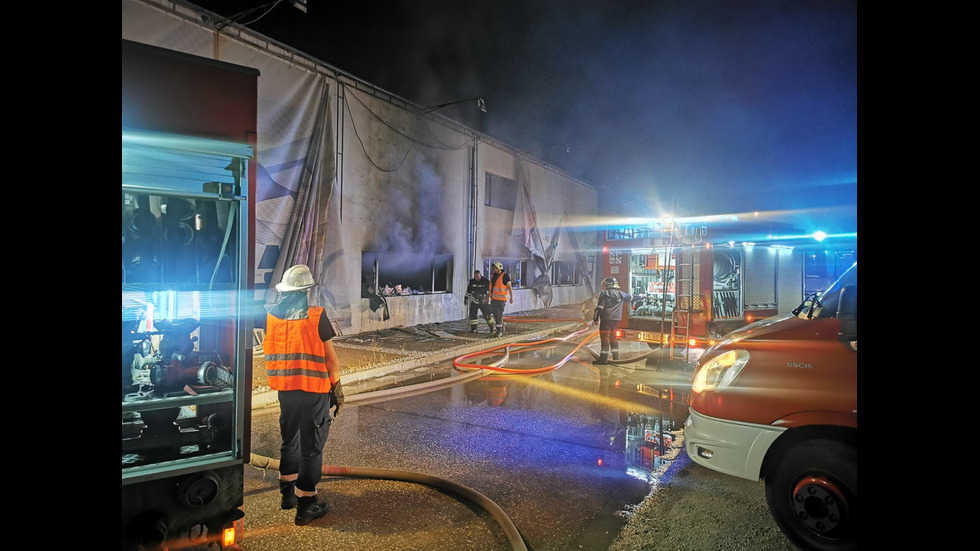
692;350;750;393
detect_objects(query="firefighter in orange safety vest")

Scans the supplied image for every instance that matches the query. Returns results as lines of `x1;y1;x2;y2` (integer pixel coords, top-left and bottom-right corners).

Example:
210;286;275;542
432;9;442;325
265;264;344;526
488;261;513;337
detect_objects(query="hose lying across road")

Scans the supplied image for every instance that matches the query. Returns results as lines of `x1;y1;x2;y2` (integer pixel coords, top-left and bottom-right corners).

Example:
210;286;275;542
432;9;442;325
248;315;664;551
249;452;528;551
454;316;666;374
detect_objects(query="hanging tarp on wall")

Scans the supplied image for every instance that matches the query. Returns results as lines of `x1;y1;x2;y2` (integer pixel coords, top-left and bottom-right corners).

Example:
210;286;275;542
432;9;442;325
264;86;347;318
513;162;554;306
512;160;599;306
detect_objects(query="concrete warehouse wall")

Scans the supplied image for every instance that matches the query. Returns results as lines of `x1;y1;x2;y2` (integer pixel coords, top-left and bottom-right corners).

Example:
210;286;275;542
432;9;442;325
122;0;600;336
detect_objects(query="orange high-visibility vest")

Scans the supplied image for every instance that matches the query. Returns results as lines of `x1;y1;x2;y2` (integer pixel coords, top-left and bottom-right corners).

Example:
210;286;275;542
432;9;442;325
491;272;509;301
264;307;335;393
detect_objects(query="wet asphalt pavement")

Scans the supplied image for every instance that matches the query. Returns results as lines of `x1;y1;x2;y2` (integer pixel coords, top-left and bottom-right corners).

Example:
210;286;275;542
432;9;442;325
179;308;796;550
242;325;692;551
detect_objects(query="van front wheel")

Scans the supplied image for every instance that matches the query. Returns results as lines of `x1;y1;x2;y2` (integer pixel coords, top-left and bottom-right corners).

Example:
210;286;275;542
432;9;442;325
764;439;857;551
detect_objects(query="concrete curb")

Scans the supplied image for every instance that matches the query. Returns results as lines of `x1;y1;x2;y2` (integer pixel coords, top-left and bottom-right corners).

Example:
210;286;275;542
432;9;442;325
251;322;585;410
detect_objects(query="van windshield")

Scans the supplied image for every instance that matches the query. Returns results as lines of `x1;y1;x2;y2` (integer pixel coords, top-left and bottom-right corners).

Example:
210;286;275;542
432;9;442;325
810;262;857;319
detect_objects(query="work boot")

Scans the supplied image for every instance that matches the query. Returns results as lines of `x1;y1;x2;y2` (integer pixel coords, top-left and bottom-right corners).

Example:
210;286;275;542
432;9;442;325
593;353;608;365
470;324;477;333
295;496;330;526
279;480;296;510
611;351;620;361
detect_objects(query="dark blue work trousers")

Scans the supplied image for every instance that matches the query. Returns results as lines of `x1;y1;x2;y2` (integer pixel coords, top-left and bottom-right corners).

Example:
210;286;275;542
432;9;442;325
597;318;623;355
278;389;333;492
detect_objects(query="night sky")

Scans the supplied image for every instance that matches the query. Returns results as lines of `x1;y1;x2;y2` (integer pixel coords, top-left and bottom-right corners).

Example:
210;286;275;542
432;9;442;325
189;0;857;236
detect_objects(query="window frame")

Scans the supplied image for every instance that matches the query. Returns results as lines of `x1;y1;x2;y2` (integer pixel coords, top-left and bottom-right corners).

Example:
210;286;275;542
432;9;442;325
484;172;518;210
484;258;528;289
551;260;580;286
362;251;454;296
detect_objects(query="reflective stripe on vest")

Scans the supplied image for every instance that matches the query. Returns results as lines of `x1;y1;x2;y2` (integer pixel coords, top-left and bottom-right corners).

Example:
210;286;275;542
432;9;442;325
491;273;508;301
264;307;333;393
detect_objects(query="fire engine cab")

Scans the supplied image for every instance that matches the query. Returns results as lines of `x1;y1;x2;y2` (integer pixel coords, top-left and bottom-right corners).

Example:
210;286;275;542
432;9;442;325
122;39;258;551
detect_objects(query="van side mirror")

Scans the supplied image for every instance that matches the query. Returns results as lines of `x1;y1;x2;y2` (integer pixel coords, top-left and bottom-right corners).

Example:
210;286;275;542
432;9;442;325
837;285;857;342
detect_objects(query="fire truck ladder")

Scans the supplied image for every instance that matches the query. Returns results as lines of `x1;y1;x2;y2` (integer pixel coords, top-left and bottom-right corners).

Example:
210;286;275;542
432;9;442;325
670;247;696;363
656;220;698;367
656;226;675;370
655;224;695;367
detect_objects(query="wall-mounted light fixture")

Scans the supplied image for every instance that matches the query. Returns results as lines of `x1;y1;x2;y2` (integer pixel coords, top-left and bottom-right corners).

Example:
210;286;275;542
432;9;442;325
516;143;572;159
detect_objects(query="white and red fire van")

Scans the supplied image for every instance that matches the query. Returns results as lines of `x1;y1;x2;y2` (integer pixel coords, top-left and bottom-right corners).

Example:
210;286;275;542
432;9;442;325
684;261;857;551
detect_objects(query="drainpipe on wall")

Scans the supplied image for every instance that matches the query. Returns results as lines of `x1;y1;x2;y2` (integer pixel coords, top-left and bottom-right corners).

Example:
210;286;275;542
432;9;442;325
467;138;480;275
336;84;346;222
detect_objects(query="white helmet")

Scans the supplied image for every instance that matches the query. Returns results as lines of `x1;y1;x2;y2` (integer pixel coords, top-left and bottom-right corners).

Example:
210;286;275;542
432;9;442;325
492;261;503;270
276;264;316;292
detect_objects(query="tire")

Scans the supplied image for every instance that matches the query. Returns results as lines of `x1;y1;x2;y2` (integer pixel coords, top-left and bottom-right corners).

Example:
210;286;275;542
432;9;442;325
764;439;857;551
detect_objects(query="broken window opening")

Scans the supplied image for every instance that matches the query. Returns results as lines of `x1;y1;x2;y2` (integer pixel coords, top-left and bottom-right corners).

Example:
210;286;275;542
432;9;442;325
362;252;453;296
551;260;579;286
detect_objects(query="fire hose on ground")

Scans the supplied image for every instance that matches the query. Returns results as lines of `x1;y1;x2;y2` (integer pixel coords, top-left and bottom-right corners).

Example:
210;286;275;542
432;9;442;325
248;348;529;549
249;452;527;551
248;316;669;551
453;316;669;374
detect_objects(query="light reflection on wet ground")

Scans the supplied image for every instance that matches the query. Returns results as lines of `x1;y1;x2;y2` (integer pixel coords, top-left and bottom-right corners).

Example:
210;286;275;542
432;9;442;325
239;341;693;551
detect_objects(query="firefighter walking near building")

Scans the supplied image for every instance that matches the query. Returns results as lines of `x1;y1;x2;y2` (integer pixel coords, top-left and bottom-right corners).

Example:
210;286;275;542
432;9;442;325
265;264;345;526
489;261;513;337
592;276;633;365
466;269;494;333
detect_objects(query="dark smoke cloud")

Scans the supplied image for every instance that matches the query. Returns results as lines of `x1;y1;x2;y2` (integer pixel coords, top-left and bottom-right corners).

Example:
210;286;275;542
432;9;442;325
193;0;857;234
373;154;445;257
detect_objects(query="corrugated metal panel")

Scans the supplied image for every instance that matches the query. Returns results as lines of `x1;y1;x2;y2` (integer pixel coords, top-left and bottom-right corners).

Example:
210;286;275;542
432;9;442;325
777;250;804;314
743;247;776;307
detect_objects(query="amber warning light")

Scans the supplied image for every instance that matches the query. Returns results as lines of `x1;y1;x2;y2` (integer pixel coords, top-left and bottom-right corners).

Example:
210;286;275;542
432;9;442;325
220;516;243;549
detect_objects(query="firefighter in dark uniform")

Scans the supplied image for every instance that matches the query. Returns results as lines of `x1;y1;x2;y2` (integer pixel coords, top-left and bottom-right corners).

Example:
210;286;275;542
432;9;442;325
466;269;494;333
593;276;633;365
489;261;513;337
265;264;345;526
